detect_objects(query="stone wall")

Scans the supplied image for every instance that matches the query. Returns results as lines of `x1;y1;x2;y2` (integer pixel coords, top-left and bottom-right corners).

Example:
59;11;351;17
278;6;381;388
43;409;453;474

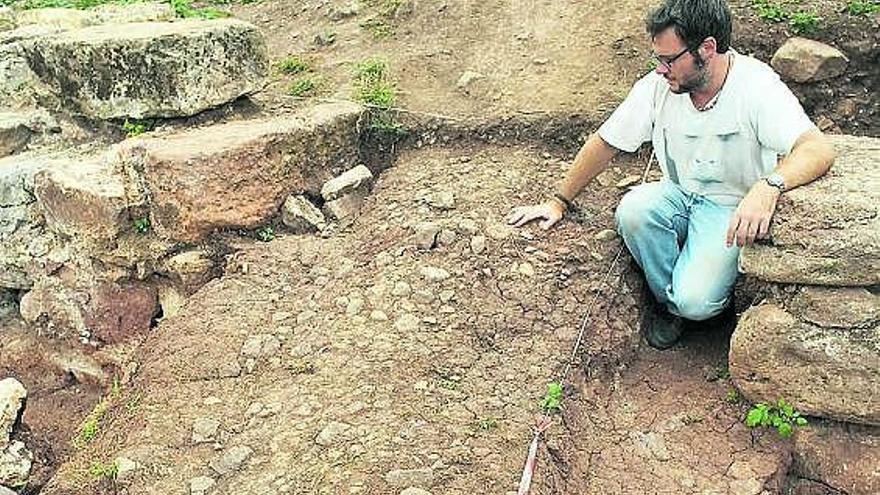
731;134;880;495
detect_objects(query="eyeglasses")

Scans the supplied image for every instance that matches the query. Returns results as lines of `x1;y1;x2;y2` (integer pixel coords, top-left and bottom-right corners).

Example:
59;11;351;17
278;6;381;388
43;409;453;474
652;46;690;70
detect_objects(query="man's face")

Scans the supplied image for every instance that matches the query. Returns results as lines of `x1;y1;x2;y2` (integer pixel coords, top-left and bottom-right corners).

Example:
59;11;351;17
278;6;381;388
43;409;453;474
652;28;708;94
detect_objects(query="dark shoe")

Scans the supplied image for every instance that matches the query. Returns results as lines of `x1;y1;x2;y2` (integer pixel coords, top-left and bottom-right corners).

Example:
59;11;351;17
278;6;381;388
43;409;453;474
645;306;684;350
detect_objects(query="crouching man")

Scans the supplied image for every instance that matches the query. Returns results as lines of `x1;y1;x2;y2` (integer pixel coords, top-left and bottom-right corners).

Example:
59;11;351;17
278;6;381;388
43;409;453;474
507;0;835;348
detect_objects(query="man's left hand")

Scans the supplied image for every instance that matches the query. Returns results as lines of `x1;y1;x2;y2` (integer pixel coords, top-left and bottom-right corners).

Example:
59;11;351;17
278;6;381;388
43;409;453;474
726;182;781;247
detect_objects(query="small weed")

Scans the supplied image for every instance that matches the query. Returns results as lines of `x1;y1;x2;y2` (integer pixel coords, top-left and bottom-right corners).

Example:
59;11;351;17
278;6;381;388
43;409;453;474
789;10;821;34
725;387;742;404
353;57;400;131
122;118;150;138
276;56;309;75
363;0;402;17
256;226;276;242
289;77;317;97
88;460;118;480
169;0;230;19
361;17;394;39
438;377;459;390
846;0;880;15
681;412;704;425
132;216;150;234
745;397;808;438
540;381;563;412
74;398;110;447
751;0;788;23
476;417;498;430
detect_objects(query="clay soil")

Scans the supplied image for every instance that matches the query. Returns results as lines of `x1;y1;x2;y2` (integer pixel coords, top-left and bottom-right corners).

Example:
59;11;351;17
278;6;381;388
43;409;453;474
2;0;877;494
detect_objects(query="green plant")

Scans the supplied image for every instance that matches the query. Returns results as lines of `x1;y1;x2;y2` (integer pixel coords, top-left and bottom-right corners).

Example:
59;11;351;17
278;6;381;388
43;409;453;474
353;57;397;108
125;393;142;414
289;77;317;97
256;226;275;242
476;417;498;430
132;216;150;234
276;56;309;75
363;0;402;17
361;17;394;39
169;0;230;19
751;0;788;23
540;381;563;412
745;397;808;438
789;10;821;34
122;118;150;137
74;398;110;447
846;0;880;15
89;460;119;480
725;387;741;404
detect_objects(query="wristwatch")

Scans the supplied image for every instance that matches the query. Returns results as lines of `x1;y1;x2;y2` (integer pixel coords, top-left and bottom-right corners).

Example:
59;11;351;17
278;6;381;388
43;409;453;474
763;172;786;192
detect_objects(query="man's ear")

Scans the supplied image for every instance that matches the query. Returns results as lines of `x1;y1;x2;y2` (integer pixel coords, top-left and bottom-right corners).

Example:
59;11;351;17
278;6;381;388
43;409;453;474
700;37;719;58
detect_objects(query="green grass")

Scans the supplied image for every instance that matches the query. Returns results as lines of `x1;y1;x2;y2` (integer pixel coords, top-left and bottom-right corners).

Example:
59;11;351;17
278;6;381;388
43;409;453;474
73;398;110;447
361;17;394;39
276;55;309;75
288;77;317;97
789;10;821;34
745;397;808;438
132;216;150;234
476;417;498;430
353;57;396;109
846;0;880;15
362;0;402;17
751;0;788;23
8;0;231;17
122;118;150;138
88;460;118;480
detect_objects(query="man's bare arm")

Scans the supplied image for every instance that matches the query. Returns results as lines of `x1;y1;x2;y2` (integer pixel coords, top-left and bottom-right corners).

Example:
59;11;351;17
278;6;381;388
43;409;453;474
726;128;836;246
507;133;619;229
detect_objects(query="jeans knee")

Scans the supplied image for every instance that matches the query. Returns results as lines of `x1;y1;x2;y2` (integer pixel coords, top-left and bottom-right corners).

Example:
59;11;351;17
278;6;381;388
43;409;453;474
670;292;725;321
615;192;647;236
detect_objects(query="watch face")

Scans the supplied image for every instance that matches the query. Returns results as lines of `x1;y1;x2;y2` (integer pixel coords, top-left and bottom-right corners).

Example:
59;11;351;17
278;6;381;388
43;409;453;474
766;174;784;189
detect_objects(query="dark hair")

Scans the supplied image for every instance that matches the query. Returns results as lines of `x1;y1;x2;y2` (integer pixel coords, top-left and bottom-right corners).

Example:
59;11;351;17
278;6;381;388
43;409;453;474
646;0;732;53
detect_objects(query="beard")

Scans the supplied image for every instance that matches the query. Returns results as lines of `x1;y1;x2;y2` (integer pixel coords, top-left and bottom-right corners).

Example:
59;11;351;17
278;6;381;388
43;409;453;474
668;53;710;94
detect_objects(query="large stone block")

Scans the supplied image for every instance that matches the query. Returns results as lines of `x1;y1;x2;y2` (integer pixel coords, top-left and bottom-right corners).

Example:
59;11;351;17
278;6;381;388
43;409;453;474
740;135;879;286
792;421;880;495
0;378;26;449
0;153;63;289
33;158;129;245
20;19;268;119
113;102;363;242
771;37;849;83
730;288;880;426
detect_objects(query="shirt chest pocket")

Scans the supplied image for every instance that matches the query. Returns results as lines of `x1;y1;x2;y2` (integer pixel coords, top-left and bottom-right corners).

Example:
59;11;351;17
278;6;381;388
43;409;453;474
664;120;743;184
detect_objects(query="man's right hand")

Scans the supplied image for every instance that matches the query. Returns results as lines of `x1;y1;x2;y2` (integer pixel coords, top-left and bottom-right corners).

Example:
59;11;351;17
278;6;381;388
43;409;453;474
506;200;565;230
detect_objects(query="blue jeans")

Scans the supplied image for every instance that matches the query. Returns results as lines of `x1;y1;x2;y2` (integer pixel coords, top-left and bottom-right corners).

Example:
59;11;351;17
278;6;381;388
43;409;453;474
615;181;740;321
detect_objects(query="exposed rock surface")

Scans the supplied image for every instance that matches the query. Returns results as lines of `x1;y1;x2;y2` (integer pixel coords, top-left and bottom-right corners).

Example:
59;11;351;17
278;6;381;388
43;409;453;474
740;135;879;286
0;111;32;156
19;19;268;119
281;195;326;233
791;421;880;495
0;440;31;487
770;37;849;83
730;293;880;426
0;378;26;449
113;102;362;242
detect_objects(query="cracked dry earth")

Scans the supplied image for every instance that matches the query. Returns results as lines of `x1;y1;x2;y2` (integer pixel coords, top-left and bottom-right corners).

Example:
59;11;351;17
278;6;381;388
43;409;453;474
45;143;787;495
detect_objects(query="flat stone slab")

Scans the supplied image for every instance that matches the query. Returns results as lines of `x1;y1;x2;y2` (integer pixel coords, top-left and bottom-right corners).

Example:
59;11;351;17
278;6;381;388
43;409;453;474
740;135;880;286
113;102;363;242
730;288;880;426
19;19;268;119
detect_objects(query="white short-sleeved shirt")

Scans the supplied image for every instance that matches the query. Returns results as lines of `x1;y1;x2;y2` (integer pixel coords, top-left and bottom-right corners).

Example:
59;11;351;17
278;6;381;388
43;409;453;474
598;50;816;206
